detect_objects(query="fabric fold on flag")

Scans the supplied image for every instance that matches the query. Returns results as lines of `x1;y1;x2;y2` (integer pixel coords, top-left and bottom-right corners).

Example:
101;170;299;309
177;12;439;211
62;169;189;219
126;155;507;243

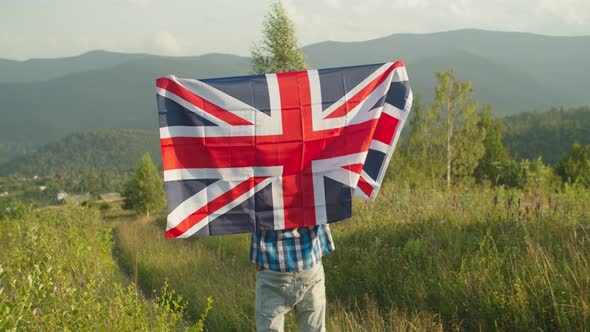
156;61;413;238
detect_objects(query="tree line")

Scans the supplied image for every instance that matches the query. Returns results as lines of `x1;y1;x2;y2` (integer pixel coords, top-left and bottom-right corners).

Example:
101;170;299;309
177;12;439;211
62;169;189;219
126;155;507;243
396;71;590;191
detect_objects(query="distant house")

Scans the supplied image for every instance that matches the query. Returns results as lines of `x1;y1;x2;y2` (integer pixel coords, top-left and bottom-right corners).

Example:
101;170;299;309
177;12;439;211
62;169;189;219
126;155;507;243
0;192;8;197
99;193;122;202
65;194;92;205
57;191;68;202
39;186;47;191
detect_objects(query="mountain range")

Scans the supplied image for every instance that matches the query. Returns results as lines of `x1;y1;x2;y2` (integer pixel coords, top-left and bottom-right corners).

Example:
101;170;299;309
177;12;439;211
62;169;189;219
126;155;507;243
1;29;589;162
2;105;589;176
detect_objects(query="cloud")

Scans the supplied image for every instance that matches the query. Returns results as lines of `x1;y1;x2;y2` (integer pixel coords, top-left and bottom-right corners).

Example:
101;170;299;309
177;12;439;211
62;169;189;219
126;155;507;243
536;0;590;25
127;0;150;8
153;31;183;55
322;0;342;9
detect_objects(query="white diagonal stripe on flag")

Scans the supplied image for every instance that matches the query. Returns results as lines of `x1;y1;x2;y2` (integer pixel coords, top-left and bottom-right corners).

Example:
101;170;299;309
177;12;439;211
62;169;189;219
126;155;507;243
156;87;229;127
176;177;274;238
322;62;392;118
164;166;283;182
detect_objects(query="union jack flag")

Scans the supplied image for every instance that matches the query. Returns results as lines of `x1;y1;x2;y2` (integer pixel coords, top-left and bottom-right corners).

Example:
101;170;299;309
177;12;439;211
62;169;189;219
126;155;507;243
156;62;412;238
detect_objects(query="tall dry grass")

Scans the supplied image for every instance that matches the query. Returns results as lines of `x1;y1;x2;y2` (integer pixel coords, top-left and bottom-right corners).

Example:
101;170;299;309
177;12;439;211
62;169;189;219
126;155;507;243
112;182;589;331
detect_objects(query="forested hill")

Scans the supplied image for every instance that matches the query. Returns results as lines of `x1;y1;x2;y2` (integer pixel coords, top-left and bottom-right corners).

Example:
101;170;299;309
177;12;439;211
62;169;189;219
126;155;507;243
1;106;588;176
502;106;590;165
1;29;589;157
0;129;161;176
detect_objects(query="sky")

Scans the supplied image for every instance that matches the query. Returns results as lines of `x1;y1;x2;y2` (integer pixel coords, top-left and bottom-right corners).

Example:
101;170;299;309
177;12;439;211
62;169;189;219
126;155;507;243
1;0;590;60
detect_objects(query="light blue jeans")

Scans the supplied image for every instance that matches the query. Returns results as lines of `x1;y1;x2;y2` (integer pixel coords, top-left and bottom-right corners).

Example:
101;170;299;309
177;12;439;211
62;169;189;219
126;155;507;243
255;263;326;332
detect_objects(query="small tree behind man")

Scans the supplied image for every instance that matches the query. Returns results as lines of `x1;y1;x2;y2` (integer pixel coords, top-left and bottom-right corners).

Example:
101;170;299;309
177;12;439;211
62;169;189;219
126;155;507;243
123;153;165;217
249;3;334;332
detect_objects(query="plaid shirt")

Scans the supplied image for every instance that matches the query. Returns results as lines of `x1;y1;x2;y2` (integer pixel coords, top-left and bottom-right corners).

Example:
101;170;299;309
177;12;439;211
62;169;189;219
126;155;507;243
249;224;335;272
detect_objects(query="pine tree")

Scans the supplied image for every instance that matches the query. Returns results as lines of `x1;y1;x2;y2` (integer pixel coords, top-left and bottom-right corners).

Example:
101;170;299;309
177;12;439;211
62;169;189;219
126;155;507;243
123;153;165;216
251;2;307;74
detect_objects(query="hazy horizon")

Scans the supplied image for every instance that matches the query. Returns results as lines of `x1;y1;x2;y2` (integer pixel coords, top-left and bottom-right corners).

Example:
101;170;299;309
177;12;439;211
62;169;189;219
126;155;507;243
3;27;590;62
2;0;589;61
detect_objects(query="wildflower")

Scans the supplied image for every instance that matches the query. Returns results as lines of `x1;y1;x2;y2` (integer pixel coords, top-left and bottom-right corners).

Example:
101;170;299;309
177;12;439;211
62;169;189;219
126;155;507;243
80;280;86;288
493;195;498;207
34;307;41;316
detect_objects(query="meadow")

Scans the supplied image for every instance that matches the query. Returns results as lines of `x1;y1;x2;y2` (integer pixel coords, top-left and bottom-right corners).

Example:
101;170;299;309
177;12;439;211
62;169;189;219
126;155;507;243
0;205;209;331
111;179;589;331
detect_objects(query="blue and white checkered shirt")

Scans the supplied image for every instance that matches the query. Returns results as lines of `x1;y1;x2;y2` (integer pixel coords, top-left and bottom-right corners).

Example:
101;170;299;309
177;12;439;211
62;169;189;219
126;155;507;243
249;224;335;272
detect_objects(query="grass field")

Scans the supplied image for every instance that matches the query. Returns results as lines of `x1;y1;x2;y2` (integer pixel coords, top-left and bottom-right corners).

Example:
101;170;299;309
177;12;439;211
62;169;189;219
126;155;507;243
112;181;589;331
0;205;208;331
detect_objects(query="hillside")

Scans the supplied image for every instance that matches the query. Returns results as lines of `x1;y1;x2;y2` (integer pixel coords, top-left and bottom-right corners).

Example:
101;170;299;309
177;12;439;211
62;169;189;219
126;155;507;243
304;29;590;108
406;49;567;113
502;106;590;164
0;29;589;163
0;50;152;83
1;105;588;176
0;129;161;176
0;53;250;146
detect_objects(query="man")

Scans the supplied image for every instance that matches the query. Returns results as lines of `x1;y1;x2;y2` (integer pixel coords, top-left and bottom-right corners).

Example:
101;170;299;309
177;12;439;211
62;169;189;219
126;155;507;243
250;224;335;332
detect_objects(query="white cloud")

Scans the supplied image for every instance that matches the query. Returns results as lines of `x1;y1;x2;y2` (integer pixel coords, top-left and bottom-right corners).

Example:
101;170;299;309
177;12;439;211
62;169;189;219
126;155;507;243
536;0;590;25
127;0;150;8
153;30;183;55
322;0;341;9
2;0;590;60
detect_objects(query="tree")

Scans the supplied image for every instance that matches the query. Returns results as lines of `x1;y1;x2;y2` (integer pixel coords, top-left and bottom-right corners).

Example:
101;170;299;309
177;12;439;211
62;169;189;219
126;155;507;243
556;144;590;187
123;153;165;216
405;95;446;184
474;104;511;183
428;70;485;187
251;2;307;74
452;99;486;181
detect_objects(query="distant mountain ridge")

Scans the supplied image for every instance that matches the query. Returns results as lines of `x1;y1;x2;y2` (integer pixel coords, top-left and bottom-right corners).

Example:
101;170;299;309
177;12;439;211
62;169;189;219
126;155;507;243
0;129;161;176
305;29;590;108
0;29;589;162
0;53;251;146
2;106;587;176
503;106;590;164
0;50;153;83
